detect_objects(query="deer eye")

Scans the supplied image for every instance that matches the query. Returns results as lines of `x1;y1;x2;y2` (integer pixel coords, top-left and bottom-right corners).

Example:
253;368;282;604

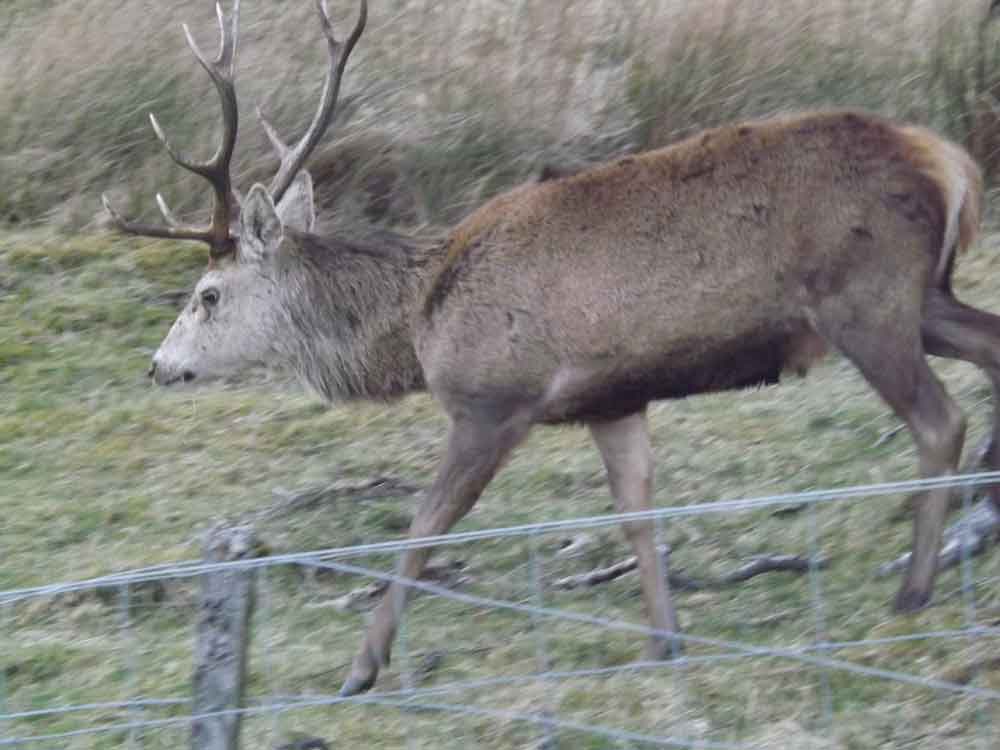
200;287;220;308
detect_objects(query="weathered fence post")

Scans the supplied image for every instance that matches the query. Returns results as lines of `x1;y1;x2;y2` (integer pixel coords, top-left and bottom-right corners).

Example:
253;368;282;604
191;524;259;750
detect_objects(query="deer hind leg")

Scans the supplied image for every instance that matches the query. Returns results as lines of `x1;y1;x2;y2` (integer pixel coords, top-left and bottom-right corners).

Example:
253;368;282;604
819;299;966;612
922;289;1000;511
339;411;532;697
589;410;679;660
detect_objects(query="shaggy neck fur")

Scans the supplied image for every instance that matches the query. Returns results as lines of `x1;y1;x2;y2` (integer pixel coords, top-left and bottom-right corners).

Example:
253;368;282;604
272;228;438;402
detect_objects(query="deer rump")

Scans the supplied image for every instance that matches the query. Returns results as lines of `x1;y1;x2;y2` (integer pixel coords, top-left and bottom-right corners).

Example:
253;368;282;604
419;110;980;424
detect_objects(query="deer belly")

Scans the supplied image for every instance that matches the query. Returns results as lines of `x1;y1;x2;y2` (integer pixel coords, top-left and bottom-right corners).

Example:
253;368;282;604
539;329;815;424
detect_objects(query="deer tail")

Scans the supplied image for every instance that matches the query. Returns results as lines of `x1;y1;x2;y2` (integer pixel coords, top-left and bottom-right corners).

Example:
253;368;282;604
901;126;983;288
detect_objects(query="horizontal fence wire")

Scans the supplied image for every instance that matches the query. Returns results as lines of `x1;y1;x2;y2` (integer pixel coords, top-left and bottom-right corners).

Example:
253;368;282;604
301;557;1000;701
4;470;1000;605
5;621;999;731
0;692;756;749
3;471;999;747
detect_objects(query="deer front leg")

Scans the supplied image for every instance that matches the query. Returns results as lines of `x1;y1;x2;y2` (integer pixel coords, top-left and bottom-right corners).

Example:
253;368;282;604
589;410;679;660
339;412;532;697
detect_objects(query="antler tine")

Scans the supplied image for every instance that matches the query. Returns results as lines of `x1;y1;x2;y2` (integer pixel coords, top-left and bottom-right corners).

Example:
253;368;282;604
156;193;181;227
257;105;291;160
104;1;241;258
102;193;228;244
265;0;368;205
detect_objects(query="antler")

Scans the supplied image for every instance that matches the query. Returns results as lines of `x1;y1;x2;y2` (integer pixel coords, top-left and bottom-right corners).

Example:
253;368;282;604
259;0;368;205
103;1;241;259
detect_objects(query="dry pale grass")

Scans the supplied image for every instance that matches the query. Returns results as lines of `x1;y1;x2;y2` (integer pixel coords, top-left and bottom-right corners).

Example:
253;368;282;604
3;0;1000;229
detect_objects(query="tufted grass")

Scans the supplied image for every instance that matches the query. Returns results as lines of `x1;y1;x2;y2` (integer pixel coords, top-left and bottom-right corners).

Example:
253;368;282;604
1;224;998;746
3;1;1000;231
3;1;1000;746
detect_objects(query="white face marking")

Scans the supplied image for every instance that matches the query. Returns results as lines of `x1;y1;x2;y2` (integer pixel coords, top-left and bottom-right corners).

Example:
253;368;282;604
149;174;317;387
151;264;283;385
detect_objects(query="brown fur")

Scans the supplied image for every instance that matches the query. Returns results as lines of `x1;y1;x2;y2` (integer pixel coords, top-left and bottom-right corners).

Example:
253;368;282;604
121;5;996;697
146;105;989;696
341;109;999;696
418;111;980;422
118;0;996;697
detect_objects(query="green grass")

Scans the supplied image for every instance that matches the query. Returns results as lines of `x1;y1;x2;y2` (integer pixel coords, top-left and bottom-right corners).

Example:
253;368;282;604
3;1;1000;746
1;227;998;747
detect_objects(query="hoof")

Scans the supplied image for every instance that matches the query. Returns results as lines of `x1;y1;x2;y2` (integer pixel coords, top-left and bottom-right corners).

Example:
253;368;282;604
338;673;376;697
893;587;931;614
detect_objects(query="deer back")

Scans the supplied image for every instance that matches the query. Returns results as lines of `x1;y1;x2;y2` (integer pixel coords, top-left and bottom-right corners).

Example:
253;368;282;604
418;110;981;423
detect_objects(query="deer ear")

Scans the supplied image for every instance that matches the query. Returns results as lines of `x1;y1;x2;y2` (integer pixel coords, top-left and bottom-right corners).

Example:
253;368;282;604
276;171;316;233
239;184;283;265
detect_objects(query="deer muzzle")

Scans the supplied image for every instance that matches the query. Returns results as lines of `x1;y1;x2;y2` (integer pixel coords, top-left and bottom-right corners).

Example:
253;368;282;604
148;357;196;387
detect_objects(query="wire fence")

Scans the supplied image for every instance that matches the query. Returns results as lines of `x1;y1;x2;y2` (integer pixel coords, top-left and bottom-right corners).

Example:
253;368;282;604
2;473;999;749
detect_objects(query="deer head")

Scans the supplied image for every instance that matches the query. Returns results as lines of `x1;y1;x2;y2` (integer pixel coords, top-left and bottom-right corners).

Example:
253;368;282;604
148;176;319;385
103;0;367;387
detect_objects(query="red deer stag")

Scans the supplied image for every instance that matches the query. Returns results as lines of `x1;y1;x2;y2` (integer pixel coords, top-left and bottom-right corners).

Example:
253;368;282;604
105;0;995;697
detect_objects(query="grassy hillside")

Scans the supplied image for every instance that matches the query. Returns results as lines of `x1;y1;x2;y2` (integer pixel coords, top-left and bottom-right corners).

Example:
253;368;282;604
1;227;998;745
2;1;1000;747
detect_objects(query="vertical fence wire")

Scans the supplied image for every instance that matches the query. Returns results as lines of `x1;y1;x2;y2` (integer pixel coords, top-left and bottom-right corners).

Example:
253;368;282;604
806;502;834;731
257;566;282;747
655;516;693;744
118;582;141;750
529;530;558;749
959;482;979;629
958;482;991;750
733;524;756;750
395;551;418;750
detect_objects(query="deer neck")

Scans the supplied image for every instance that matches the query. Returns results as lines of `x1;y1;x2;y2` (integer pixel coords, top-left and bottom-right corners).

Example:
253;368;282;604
276;230;436;402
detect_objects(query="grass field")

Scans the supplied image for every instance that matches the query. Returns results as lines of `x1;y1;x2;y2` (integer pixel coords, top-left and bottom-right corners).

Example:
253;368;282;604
1;225;998;747
3;0;1000;747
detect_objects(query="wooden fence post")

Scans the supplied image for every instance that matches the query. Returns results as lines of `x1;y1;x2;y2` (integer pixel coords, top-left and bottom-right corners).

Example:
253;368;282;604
191;524;259;750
